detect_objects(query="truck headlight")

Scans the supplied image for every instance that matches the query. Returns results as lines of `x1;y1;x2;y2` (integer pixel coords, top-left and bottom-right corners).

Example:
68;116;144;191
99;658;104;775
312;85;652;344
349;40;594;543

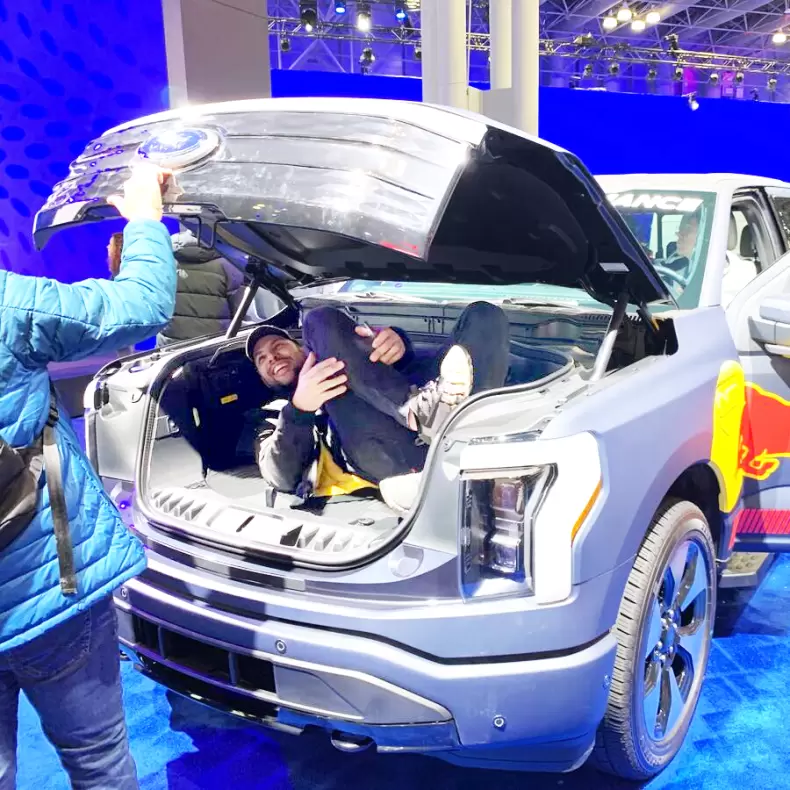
459;431;602;604
460;466;553;599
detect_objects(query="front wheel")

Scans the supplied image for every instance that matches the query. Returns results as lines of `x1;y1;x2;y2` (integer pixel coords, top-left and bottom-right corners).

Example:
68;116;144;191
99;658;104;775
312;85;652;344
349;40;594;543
591;499;716;780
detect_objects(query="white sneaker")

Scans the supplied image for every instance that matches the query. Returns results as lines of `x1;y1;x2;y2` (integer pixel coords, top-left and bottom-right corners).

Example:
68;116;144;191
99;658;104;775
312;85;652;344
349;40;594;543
405;345;474;443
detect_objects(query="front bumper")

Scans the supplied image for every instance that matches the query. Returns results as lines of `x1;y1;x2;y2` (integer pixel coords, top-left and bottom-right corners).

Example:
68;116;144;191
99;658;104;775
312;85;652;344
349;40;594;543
114;577;617;772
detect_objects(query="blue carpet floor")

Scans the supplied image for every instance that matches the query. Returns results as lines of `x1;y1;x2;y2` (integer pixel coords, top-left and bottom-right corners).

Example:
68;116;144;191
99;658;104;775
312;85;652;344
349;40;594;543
14;553;790;790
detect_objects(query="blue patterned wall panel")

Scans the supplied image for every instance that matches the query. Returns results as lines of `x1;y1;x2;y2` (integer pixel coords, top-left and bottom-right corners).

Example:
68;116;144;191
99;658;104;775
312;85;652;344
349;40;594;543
0;0;168;281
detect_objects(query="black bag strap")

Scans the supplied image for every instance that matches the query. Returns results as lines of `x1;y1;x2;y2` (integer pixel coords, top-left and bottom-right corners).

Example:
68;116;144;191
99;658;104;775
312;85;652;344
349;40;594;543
43;383;77;596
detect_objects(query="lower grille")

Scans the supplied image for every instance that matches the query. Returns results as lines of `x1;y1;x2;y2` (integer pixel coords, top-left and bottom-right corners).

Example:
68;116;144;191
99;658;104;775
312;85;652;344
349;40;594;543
131;613;276;695
136;656;281;725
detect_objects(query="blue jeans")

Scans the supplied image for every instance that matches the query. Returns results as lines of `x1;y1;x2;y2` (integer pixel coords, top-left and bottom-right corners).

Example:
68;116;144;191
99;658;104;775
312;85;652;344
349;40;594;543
0;598;138;790
302;302;509;483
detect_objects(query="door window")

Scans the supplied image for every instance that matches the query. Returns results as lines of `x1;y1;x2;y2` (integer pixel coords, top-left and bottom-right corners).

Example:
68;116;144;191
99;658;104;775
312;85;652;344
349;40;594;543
766;187;790;250
722;198;774;306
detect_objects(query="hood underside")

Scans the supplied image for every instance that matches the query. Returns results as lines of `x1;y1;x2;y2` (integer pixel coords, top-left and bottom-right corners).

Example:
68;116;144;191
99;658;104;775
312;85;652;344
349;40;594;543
33;98;669;306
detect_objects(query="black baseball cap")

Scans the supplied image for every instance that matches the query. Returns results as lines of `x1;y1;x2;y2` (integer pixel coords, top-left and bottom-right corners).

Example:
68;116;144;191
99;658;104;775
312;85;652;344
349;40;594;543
245;325;293;361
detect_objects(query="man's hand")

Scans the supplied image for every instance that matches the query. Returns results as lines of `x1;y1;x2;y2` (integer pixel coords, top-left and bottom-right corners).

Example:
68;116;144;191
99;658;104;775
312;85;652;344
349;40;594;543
291;352;348;412
107;163;170;223
355;324;406;365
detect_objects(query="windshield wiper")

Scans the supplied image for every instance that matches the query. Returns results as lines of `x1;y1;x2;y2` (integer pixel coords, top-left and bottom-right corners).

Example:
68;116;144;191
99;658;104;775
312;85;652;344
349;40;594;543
498;298;595;310
301;290;436;305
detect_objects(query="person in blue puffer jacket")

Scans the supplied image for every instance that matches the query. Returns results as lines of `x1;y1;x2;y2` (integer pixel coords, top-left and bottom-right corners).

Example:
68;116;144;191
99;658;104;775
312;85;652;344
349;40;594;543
0;164;176;790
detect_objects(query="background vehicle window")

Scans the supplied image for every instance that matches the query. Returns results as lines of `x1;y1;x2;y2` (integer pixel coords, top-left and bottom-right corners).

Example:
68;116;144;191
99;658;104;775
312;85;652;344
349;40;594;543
609;190;716;307
722;199;771;306
766;187;790;250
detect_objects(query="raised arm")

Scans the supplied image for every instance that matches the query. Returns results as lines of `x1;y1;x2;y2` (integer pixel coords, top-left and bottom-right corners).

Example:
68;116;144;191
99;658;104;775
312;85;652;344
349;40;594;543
1;166;177;367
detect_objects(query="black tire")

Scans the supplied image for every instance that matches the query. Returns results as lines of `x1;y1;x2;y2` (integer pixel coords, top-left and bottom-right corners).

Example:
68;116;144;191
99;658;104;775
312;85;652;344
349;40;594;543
591;498;717;780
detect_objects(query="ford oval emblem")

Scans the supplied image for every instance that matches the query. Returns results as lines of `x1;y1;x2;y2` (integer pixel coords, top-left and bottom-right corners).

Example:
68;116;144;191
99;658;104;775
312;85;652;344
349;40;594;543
136;127;220;170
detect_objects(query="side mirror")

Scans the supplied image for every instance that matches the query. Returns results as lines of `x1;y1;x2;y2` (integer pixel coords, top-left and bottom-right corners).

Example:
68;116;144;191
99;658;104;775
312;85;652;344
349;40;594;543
749;296;790;357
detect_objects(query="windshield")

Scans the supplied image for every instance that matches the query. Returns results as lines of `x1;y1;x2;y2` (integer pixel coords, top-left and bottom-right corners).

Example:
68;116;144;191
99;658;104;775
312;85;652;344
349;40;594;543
605;190;716;308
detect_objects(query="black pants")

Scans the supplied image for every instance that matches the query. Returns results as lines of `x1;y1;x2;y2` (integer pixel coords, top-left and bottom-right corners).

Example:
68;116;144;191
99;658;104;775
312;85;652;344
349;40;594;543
301;302;509;483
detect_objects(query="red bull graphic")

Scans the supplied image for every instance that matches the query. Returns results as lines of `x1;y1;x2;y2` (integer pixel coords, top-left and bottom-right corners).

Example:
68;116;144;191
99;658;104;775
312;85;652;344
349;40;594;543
738;382;790;481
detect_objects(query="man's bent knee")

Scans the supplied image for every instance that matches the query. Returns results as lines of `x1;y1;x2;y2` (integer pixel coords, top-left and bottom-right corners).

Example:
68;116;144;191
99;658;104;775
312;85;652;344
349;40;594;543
458;301;508;338
302;306;357;357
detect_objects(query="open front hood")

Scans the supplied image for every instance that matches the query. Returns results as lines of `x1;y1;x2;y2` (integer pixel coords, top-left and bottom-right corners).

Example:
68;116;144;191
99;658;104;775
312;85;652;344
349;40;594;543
34;98;669;306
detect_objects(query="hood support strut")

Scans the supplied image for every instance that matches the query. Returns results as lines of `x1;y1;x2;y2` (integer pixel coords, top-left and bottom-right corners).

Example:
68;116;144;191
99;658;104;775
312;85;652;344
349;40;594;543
589;288;630;382
224;256;300;340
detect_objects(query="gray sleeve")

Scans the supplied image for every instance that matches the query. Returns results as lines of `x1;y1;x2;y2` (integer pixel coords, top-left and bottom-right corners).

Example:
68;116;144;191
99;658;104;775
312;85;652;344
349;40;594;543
254;403;317;493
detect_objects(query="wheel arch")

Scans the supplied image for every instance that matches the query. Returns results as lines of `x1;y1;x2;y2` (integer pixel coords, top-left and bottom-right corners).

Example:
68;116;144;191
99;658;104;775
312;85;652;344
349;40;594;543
664;462;727;561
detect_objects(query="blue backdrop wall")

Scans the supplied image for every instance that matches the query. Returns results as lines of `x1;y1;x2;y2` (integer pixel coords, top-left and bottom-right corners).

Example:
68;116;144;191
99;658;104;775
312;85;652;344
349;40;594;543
271;69;790;181
0;0;168;281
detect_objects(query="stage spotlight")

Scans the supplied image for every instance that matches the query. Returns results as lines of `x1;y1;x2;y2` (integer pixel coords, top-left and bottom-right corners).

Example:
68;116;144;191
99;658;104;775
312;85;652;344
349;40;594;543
609;62;620;75
583;63;594;77
414;45;422;60
300;2;318;32
395;5;407;22
616;4;632;21
280;35;291;51
687;92;699;110
735;71;744;84
673;65;683;80
602;15;618;29
769;77;778;90
647;67;657;79
773;30;787;44
666;33;680;52
709;71;719;83
631;18;646;31
646;10;661;23
334;1;346;13
357;3;372;32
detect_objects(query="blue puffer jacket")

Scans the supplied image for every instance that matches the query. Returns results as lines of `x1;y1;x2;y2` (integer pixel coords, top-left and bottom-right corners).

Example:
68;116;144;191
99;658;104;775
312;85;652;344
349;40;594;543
0;219;176;653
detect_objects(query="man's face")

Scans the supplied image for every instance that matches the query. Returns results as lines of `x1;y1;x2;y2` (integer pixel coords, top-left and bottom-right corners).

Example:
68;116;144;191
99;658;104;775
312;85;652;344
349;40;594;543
252;335;306;389
107;234;123;277
676;216;699;258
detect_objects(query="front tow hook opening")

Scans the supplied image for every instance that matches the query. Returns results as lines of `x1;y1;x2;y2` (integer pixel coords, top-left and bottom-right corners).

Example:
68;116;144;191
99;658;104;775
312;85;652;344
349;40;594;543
329;731;375;754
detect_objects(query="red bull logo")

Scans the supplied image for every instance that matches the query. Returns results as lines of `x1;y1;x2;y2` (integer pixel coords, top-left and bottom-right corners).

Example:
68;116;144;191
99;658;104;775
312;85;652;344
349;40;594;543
739;382;790;481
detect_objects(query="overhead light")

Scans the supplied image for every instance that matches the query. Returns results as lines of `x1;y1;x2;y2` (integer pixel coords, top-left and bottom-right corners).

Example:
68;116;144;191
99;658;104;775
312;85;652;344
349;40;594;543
647;67;657;79
357;3;372;32
616;5;633;21
334;1;346;12
413;44;422;60
602;15;618;29
673;65;683;80
687;93;699;110
300;2;318;32
631;18;646;31
646;10;661;23
395;5;407;22
710;71;720;83
773;30;788;44
583;63;594;77
280;35;291;52
735;71;745;84
609;62;620;75
769;77;778;90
